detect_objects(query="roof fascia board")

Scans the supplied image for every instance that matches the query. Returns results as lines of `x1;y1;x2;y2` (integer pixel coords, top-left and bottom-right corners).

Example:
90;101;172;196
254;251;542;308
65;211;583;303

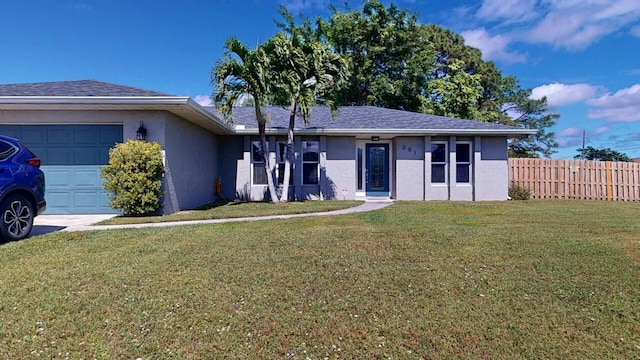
0;96;191;105
0;96;235;134
233;128;538;136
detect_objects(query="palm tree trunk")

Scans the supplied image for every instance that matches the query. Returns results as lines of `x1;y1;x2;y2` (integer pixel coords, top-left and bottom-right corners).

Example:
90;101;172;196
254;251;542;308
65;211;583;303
280;100;297;202
258;118;279;203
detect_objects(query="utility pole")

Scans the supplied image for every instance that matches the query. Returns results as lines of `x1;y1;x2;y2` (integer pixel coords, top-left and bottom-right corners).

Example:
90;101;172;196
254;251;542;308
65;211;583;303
581;130;586;160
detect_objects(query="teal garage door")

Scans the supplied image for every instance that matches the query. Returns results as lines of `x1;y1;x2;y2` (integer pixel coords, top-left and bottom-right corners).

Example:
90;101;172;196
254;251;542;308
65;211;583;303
0;125;122;214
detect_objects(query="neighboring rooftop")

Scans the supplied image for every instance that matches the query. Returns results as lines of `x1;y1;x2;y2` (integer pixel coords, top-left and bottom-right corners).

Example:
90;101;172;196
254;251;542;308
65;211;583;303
207;105;530;132
0;80;171;97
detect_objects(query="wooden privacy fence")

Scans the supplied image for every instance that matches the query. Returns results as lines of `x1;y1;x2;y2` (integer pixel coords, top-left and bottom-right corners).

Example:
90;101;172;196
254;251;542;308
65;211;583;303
509;158;640;201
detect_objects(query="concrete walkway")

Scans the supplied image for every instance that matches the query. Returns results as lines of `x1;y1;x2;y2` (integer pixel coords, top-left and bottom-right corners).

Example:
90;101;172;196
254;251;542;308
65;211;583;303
31;200;393;236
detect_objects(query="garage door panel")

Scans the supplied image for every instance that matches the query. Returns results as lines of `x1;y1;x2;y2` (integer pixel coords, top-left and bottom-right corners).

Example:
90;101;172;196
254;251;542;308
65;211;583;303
45;191;72;210
47;128;71;144
0;128;21;139
0;124;123;213
0;124;123;214
21;128;46;144
45;168;72;186
75;149;102;165
46;149;74;165
74;191;101;208
100;127;123;145
75;128;98;144
42;165;118;214
74;168;102;186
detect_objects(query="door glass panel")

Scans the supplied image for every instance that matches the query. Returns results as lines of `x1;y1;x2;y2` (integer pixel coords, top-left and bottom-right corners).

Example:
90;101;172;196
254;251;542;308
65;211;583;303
368;146;386;191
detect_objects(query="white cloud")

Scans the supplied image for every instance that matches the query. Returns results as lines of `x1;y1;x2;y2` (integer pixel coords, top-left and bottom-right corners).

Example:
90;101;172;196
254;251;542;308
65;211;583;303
559;127;583;136
193;95;212;106
461;28;526;63
557;137;583;148
526;0;640;50
474;0;640;50
476;0;539;23
530;83;600;108
591;125;611;135
587;84;640;122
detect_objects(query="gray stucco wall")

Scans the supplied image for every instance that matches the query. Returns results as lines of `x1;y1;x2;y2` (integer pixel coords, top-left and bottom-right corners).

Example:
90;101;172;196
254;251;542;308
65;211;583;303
161;113;218;213
324;137;356;200
474;136;509;200
393;137;424;200
217;135;245;200
218;134;510;204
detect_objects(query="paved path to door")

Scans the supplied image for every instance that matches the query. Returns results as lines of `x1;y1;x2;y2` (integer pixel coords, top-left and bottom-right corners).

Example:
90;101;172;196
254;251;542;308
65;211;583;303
32;200;393;236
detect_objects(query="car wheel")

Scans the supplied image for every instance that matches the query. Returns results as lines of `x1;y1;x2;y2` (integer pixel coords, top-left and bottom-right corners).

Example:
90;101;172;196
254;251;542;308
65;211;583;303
0;194;34;242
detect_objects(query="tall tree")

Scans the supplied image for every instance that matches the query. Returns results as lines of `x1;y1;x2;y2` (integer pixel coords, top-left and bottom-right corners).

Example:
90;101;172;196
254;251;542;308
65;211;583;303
268;8;348;202
318;1;559;157
422;59;484;120
500;77;558;158
319;0;433;111
212;38;280;203
574;146;632;162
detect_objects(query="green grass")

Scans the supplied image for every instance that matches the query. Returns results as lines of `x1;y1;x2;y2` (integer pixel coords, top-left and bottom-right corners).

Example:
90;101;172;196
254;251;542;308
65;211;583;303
97;200;364;225
1;200;639;358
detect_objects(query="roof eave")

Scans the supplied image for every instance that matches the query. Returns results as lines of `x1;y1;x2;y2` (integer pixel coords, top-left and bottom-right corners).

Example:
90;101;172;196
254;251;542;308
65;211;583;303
232;127;538;136
0;96;235;134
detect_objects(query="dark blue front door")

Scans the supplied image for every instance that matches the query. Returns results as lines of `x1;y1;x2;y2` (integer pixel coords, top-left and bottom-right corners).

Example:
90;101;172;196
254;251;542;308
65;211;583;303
366;143;389;195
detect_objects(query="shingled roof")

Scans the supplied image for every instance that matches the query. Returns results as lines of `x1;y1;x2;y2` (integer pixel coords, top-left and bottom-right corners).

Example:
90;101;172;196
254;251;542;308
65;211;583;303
0;80;170;97
206;105;533;134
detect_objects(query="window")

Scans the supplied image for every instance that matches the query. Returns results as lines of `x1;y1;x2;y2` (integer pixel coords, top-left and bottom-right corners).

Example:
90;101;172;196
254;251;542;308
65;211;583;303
302;140;319;185
276;141;293;185
0;140;17;161
456;142;472;183
251;140;268;185
431;142;447;183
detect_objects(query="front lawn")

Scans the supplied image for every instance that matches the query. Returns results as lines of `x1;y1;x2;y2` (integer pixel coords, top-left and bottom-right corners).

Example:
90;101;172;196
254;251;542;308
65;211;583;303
1;201;639;358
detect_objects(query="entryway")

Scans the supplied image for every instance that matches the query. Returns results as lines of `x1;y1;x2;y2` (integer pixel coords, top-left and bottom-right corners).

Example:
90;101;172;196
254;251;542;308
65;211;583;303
356;142;390;197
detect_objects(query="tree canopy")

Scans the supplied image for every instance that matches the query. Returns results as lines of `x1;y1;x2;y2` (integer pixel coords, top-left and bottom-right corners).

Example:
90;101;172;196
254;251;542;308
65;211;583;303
317;0;558;157
574;146;632;162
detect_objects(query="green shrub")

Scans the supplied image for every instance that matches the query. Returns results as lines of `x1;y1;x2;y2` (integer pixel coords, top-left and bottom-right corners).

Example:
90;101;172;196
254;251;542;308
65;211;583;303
508;184;531;200
101;140;164;216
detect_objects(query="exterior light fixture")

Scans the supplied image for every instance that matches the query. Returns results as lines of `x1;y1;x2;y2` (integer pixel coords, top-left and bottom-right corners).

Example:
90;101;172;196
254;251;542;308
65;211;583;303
371;136;380;141
136;121;147;141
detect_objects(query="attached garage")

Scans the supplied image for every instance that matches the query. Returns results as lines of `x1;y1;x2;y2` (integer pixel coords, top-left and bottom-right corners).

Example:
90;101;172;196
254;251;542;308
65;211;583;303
0;80;233;215
0;124;122;214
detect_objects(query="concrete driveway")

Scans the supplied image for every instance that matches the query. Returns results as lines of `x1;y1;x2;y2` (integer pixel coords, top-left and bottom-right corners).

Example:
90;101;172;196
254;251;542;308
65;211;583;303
31;214;118;237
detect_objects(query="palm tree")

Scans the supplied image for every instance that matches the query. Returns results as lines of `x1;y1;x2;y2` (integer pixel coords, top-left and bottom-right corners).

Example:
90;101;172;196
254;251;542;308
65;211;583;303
268;9;348;202
212;38;279;203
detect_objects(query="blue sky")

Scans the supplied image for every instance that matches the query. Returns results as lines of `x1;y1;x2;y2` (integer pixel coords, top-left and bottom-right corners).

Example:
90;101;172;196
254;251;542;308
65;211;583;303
2;0;639;159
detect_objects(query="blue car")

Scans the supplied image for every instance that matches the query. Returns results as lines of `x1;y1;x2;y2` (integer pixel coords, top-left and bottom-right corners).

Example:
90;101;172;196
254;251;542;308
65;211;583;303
0;135;46;242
